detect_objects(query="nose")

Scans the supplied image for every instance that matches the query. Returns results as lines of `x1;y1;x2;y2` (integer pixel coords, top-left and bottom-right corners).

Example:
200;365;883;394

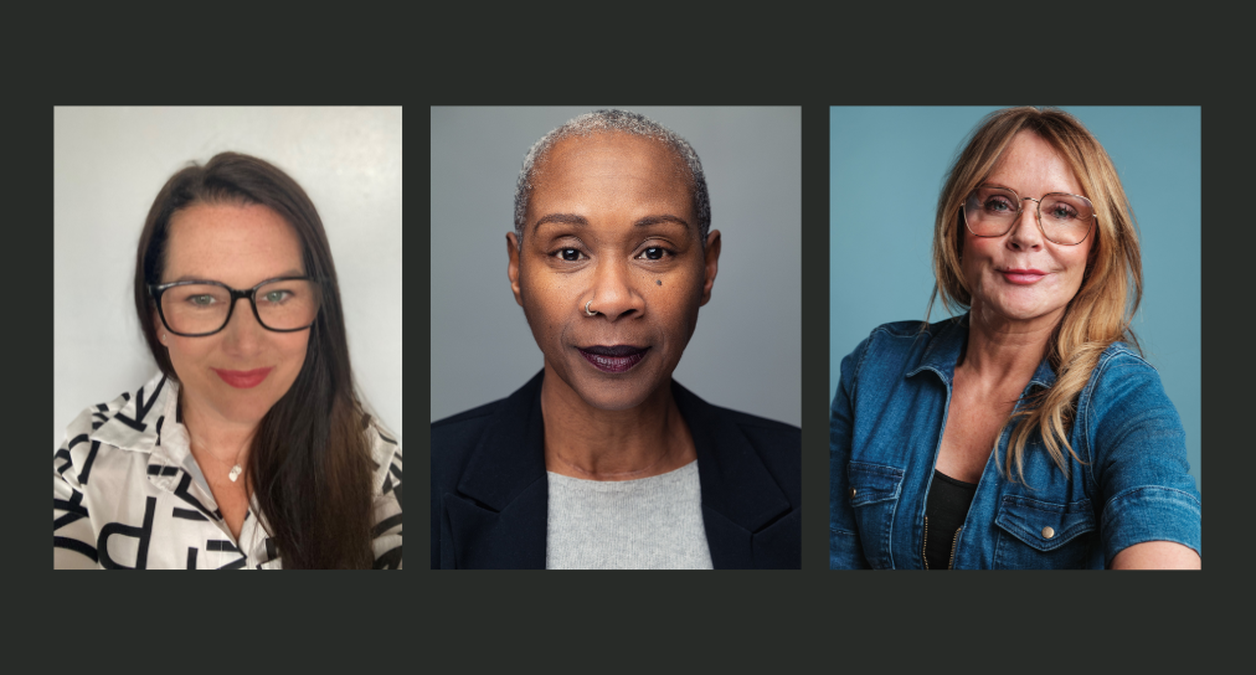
587;258;644;321
1007;197;1045;250
220;296;266;354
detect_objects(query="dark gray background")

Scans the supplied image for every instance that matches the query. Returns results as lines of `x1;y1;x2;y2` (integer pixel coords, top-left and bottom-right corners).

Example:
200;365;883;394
430;107;801;427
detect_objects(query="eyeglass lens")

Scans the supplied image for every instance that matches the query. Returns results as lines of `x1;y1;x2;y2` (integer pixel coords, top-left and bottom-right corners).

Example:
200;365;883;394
161;279;320;335
964;186;1094;245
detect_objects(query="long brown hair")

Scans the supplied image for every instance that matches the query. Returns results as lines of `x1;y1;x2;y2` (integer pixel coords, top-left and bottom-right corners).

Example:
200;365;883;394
931;107;1143;483
134;152;375;568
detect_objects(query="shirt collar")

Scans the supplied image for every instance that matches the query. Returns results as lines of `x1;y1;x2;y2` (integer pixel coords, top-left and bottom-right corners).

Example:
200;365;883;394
907;314;1057;391
90;371;180;455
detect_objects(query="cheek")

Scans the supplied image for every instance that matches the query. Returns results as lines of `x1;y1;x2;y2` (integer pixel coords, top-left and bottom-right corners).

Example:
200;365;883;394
165;338;215;373
960;236;988;282
276;333;311;368
656;272;704;332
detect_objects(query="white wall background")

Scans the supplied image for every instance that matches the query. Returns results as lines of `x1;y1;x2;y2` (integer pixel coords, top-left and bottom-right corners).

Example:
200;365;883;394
53;107;402;448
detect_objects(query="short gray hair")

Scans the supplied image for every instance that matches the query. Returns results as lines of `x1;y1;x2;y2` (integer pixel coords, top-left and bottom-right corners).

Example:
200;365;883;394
513;109;711;248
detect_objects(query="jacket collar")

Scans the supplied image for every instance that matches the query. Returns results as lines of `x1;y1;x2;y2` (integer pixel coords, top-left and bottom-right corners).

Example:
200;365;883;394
907;314;1056;391
444;371;794;569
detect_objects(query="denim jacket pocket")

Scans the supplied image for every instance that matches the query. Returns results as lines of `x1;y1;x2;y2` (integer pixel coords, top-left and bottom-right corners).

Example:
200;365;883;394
993;495;1098;569
847;461;904;569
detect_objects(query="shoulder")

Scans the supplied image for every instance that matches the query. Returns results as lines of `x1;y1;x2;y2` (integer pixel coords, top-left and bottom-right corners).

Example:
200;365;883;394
1092;341;1158;377
841;317;959;379
853;318;948;356
431;396;507;436
430;372;544;467
1081;342;1170;407
1078;341;1182;436
363;414;402;494
55;375;169;485
430;395;510;467
676;384;800;480
710;404;801;455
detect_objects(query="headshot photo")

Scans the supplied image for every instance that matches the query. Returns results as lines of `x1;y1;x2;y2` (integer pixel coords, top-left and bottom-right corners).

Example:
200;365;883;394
53;107;402;569
430;106;801;569
828;106;1201;570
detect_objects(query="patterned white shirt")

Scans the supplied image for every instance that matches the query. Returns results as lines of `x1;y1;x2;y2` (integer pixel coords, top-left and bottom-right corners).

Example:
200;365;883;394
53;373;403;569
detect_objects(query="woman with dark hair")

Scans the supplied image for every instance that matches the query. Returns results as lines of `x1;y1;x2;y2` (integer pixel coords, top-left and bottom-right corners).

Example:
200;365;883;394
830;107;1200;569
54;152;402;569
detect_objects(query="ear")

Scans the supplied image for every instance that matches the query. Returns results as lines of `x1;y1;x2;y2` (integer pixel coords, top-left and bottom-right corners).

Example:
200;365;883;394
506;232;524;307
699;229;721;307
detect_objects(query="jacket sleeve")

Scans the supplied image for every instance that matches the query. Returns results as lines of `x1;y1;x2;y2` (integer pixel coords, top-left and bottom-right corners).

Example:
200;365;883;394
54;423;101;569
830;344;870;569
1085;351;1201;565
369;429;403;570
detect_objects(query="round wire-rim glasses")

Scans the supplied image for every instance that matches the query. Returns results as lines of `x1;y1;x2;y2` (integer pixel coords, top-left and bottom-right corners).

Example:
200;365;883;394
149;276;323;337
961;185;1097;246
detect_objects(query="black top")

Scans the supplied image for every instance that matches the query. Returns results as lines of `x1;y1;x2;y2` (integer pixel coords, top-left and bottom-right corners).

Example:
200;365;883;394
430;371;802;569
924;470;977;570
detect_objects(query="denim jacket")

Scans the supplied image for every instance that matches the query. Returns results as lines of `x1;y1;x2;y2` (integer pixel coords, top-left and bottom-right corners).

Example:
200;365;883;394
830;317;1201;569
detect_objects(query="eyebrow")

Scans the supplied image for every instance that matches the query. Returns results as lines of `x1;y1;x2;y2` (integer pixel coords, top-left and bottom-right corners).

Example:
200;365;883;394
532;213;692;232
169;270;306;284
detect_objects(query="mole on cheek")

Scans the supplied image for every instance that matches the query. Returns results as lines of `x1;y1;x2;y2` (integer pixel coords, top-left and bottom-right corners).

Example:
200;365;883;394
655;279;662;286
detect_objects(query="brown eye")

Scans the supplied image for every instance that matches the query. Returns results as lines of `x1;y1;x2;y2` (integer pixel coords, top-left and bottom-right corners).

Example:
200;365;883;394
640;247;667;261
554;248;583;262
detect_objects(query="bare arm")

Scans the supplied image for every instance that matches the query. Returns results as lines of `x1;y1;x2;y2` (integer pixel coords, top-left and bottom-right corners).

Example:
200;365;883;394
1110;541;1200;569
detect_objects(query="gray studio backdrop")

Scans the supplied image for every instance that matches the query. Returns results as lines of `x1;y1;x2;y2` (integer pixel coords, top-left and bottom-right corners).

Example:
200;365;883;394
431;107;801;427
54;107;403;448
829;106;1201;492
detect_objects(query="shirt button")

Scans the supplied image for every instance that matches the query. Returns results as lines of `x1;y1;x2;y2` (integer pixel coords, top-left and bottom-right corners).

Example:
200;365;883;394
1041;526;1055;539
849;488;857;498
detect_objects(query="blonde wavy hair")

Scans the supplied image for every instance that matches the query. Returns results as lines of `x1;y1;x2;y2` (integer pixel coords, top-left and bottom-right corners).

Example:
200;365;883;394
930;107;1143;483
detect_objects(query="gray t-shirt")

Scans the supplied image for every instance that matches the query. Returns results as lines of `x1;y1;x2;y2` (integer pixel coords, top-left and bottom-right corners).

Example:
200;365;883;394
545;460;713;569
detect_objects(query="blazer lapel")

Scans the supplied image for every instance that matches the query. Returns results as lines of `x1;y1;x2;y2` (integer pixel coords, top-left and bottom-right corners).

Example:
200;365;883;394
441;373;798;569
442;372;548;569
675;382;798;569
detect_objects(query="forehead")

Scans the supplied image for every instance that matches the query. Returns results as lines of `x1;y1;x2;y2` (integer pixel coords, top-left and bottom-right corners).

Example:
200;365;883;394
985;131;1083;195
164;202;304;282
528;132;694;225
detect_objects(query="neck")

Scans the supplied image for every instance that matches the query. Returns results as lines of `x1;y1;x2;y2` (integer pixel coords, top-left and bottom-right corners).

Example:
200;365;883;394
960;307;1057;385
539;364;695;481
179;391;257;467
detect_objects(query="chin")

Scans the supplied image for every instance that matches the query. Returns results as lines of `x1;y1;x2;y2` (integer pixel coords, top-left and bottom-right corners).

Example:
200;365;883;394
578;376;655;411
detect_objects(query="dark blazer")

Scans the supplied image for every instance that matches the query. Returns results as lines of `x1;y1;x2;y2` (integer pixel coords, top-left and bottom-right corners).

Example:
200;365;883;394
431;371;801;569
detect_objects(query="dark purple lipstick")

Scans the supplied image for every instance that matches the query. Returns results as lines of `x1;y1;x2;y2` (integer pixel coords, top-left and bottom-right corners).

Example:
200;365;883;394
577;345;649;373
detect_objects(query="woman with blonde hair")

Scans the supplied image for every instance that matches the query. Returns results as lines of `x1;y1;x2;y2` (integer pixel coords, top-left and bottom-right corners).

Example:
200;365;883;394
829;107;1200;569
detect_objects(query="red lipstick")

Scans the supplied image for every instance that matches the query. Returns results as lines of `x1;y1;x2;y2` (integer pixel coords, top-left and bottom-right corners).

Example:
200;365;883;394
212;367;274;389
1000;268;1047;285
577;345;649;373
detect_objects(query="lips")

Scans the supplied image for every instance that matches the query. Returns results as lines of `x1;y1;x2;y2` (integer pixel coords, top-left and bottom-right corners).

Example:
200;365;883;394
212;367;274;389
1000;268;1048;285
577;345;649;373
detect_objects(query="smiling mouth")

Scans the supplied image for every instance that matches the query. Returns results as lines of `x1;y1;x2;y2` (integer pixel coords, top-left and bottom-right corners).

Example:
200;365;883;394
212;367;274;389
1000;269;1047;284
577;346;650;373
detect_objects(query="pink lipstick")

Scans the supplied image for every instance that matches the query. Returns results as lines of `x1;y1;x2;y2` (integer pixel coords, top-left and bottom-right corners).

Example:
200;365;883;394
578;345;649;373
1000;268;1047;284
212;367;274;389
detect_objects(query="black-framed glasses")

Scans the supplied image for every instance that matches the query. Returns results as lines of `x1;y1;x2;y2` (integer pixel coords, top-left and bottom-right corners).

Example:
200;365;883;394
149;276;322;337
962;185;1097;246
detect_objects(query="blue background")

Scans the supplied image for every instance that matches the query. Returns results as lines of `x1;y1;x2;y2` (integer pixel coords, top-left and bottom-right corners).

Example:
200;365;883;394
829;106;1202;492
